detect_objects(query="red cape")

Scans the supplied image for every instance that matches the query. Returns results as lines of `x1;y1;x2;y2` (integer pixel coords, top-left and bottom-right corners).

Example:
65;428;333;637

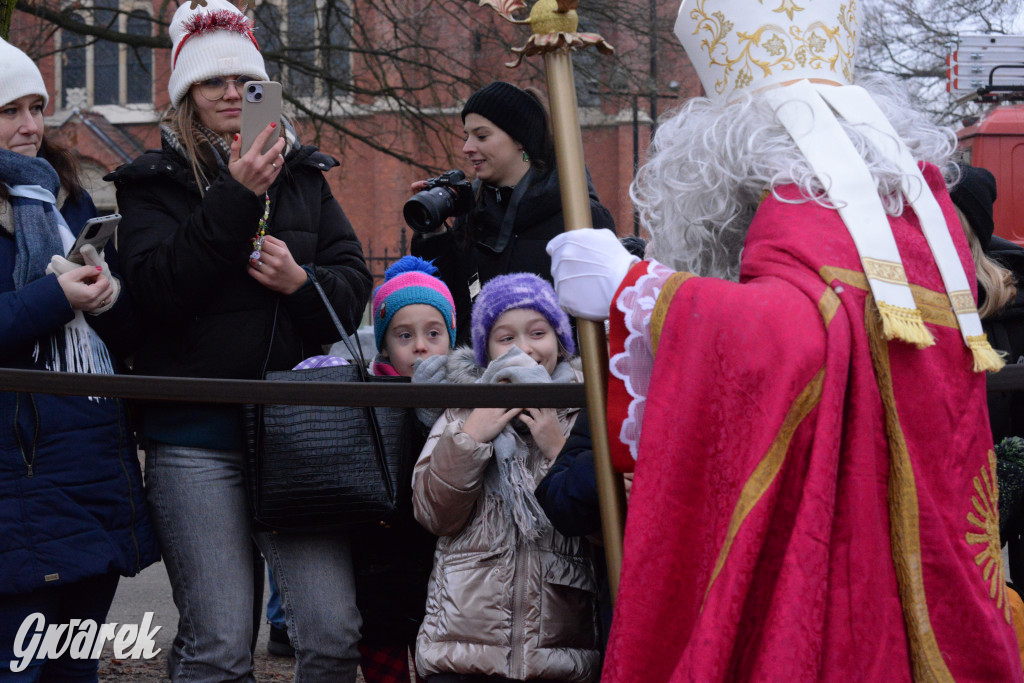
603;165;1022;681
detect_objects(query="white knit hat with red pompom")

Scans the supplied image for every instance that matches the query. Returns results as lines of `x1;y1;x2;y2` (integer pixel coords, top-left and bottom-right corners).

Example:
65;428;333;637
167;0;268;107
0;36;48;109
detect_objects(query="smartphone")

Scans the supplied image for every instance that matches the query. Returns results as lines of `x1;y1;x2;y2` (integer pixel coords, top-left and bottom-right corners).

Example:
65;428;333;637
67;214;121;264
240;80;283;156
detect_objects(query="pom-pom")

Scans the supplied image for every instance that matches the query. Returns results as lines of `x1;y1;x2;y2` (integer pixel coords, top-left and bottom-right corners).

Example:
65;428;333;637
384;255;438;281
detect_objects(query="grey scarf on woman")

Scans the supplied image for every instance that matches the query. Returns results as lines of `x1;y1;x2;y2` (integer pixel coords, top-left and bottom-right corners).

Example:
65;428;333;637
1;148;113;377
414;346;578;542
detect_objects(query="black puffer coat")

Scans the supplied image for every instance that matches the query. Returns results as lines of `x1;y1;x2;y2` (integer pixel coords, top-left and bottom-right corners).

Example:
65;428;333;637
106;139;372;443
412;166;615;347
984;236;1024;442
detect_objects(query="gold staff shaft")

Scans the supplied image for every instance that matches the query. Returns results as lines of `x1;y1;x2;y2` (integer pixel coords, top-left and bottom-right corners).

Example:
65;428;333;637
544;48;626;601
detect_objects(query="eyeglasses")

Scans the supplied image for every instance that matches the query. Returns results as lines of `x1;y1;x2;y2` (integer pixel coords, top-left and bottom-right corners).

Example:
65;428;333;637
196;76;257;101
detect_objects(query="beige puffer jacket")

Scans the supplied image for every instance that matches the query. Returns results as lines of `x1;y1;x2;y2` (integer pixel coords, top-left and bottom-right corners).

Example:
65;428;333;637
411;356;600;682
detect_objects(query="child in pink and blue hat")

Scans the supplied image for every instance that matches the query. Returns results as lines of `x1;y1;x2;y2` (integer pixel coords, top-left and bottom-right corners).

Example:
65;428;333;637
371;255;456;377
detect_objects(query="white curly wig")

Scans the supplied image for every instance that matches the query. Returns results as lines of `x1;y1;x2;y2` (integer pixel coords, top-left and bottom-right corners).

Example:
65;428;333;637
632;73;958;281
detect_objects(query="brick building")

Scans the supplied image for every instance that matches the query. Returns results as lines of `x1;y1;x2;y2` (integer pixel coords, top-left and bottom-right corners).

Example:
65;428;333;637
6;0;700;277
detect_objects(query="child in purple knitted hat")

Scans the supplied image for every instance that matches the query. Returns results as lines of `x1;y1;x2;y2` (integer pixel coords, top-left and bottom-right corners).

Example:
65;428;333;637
410;272;599;680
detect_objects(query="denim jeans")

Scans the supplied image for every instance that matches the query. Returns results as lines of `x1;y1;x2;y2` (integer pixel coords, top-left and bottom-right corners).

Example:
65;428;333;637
145;442;361;683
0;572;119;683
265;567;286;630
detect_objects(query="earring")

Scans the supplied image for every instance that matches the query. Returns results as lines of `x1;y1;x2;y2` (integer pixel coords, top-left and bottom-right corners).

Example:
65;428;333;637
522;150;530;162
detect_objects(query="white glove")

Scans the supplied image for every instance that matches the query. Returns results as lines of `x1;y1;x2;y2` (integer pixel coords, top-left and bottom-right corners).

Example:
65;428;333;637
46;254;79;276
80;244;120;315
547;229;640;321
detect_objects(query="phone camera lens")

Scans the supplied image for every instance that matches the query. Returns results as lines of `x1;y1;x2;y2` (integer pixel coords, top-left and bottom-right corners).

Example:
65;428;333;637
254;92;262;101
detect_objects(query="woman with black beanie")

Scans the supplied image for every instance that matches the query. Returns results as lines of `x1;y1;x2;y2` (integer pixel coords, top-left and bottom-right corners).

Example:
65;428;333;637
411;81;616;347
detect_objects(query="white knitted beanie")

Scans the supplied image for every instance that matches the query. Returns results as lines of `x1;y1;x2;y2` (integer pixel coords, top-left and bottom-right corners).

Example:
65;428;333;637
0;36;48;109
167;0;268;108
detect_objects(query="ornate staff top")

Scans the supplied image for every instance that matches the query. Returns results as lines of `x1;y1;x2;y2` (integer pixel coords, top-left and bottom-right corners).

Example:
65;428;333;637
479;0;614;68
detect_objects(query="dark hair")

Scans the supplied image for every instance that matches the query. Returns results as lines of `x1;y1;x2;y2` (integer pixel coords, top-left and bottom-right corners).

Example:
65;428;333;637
521;86;555;174
0;135;85;204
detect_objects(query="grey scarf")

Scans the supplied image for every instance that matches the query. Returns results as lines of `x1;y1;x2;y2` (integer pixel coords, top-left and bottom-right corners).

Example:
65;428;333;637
1;148;65;288
414;346;578;542
0;149;113;378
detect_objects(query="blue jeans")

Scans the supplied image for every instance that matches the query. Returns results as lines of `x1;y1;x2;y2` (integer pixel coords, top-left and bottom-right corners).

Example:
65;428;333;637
145;442;361;683
0;572;119;682
266;567;286;630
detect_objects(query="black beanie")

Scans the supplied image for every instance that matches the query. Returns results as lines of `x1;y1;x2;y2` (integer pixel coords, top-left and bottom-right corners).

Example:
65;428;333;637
951;163;998;252
461;81;547;163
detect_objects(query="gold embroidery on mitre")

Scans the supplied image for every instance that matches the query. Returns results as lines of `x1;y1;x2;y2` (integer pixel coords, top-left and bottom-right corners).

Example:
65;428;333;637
686;0;857;96
772;0;805;20
948;290;978;316
861;257;908;286
966;450;1010;623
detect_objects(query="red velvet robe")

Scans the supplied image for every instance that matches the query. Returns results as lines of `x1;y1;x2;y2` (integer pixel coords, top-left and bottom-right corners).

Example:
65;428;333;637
602;165;1022;681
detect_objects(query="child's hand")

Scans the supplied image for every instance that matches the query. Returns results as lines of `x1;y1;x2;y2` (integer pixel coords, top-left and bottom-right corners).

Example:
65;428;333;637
519;408;565;460
623;472;634;503
462;407;523;444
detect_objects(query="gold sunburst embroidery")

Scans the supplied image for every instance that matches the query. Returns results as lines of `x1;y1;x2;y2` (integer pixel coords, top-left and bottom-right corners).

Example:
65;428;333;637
965;450;1010;623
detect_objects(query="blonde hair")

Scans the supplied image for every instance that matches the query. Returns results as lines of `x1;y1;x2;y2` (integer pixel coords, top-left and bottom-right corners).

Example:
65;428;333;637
164;92;215;195
957;206;1016;319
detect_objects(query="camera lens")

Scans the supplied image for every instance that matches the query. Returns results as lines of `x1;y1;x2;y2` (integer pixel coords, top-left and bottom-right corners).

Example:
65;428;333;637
403;188;453;233
254;92;262;100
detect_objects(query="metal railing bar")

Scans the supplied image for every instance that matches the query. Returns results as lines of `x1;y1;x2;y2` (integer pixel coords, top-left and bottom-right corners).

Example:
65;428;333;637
0;368;587;408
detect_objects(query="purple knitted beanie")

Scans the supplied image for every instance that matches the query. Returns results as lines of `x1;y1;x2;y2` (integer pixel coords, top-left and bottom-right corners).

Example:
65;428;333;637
471;272;574;367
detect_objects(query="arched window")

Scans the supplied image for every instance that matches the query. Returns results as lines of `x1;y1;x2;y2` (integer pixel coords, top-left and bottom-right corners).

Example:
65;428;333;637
57;1;157;109
287;0;316;97
126;10;152;103
254;0;351;101
61;11;87;109
93;0;120;105
254;2;283;82
322;0;351;99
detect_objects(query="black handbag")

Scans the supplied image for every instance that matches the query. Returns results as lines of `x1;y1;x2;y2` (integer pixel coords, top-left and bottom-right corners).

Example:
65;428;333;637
243;277;418;533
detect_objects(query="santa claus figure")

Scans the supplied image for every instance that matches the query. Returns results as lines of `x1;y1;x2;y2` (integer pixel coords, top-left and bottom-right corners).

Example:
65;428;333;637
548;0;1022;680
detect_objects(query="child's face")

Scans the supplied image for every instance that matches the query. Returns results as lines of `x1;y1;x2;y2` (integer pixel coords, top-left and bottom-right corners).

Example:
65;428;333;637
487;308;559;374
382;304;451;377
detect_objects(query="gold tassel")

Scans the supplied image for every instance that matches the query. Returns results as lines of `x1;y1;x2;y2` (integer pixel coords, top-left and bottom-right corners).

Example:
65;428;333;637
967;334;1006;373
876;300;936;349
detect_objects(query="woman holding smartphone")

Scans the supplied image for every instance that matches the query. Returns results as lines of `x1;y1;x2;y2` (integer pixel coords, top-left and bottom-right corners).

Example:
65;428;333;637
0;36;158;681
106;0;372;680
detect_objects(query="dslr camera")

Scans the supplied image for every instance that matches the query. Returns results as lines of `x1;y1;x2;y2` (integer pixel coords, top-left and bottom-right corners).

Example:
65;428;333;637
403;169;475;233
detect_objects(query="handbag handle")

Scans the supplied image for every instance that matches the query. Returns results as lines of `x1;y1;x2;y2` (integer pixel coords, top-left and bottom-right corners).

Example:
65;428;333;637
308;274;370;380
306;272;396;504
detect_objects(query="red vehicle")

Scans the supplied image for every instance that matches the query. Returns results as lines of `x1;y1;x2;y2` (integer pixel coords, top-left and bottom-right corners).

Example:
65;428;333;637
950;34;1024;244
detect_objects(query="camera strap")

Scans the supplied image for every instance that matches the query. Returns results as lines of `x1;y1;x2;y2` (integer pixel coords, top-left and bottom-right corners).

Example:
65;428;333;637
475;166;534;257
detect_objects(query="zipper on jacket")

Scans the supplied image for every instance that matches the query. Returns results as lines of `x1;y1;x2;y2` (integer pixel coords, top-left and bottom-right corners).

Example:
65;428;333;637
115;400;143;570
510;533;528;679
13;394;39;477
